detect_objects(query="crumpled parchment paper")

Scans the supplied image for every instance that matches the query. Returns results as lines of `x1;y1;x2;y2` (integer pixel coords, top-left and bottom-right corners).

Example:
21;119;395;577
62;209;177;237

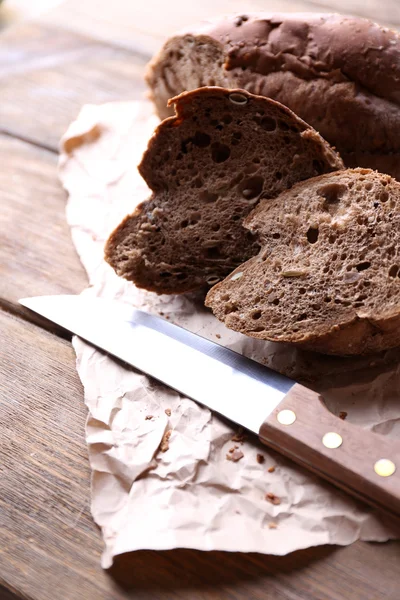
59;101;400;569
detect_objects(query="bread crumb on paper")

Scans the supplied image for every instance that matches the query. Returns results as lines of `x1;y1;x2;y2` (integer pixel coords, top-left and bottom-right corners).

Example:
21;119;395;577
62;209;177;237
256;454;265;464
226;449;244;462
231;427;246;443
160;430;172;452
165;408;171;417
145;415;153;420
268;522;278;529
268;466;276;473
215;333;221;339
339;411;348;420
265;492;281;505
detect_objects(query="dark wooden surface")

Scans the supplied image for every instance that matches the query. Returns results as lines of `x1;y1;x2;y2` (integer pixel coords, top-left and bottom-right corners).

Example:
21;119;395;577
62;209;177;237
1;3;400;599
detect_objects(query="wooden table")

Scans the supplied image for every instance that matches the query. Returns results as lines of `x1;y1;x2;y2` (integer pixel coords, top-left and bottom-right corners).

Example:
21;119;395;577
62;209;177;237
1;2;400;599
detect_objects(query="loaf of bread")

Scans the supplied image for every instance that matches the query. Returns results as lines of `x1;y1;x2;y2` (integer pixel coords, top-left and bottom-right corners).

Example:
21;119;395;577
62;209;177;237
205;168;400;355
105;87;343;294
146;13;400;178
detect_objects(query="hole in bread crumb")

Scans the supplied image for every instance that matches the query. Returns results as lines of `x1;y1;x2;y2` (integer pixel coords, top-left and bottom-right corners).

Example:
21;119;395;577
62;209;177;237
211;223;221;232
251;310;262;320
380;191;389;202
275;171;282;180
324;296;331;303
356;261;371;272
313;160;325;175
206;246;221;259
181;139;193;154
318;183;346;212
176;273;188;280
251;326;265;333
297;313;308;321
160;272;172;278
299;288;306;295
365;182;373;191
224;303;238;314
194;177;203;188
199;190;218;203
278;120;289;131
387;246;396;258
239;176;264;200
272;233;280;239
272;298;280;306
222;114;233;124
180;219;189;228
306;227;319;244
261;116;276;131
389;265;399;278
193;131;211;147
211;143;231;163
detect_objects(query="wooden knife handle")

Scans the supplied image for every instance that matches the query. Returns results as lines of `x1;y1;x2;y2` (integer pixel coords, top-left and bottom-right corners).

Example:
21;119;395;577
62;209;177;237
259;383;400;518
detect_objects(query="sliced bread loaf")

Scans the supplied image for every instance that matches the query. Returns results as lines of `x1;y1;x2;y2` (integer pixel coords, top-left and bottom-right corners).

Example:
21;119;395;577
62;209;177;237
146;13;400;178
105;87;343;294
205;168;400;356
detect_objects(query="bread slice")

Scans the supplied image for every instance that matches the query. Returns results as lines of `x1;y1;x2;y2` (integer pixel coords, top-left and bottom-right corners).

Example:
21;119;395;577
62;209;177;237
105;87;343;294
146;13;400;178
205;168;400;356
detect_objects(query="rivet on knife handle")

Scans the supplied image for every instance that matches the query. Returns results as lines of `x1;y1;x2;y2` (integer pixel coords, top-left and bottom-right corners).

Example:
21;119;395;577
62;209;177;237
259;383;400;519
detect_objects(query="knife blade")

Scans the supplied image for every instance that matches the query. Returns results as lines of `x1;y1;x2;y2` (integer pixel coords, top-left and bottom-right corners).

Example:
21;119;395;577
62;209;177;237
20;294;400;520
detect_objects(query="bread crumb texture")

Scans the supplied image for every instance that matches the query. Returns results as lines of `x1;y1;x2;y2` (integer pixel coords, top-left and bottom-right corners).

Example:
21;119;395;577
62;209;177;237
105;87;342;294
206;169;400;355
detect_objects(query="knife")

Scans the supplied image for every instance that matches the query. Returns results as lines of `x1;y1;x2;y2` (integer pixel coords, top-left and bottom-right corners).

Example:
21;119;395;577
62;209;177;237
20;294;400;519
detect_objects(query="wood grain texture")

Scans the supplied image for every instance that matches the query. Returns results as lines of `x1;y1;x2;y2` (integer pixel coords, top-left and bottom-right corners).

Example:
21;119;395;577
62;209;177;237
0;310;104;600
39;0;400;57
0;22;148;149
260;384;400;520
0;133;87;321
1;311;400;600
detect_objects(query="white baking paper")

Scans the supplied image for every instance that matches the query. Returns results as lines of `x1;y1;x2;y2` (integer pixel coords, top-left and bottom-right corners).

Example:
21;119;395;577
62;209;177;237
59;101;400;569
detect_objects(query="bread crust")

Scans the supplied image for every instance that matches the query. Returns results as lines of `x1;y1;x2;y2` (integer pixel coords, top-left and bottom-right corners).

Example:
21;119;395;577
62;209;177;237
146;13;400;177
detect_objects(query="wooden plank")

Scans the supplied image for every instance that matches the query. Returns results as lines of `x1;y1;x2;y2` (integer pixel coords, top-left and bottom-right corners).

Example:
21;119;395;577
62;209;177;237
0;133;87;320
0;22;148;149
1;310;400;600
0;310;106;600
39;0;400;57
